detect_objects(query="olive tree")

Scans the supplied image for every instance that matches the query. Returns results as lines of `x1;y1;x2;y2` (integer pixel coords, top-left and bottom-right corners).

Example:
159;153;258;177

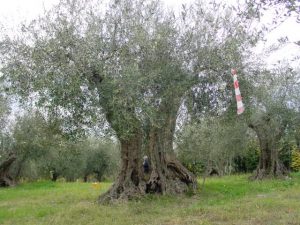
81;138;120;182
247;65;300;179
0;0;260;201
10;111;66;180
177;114;249;175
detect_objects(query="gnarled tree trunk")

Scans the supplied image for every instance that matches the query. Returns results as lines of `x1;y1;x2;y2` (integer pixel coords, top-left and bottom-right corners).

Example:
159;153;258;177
0;154;16;187
249;114;287;180
99;130;146;203
251;141;286;180
99;99;197;203
146;126;197;194
145;101;197;194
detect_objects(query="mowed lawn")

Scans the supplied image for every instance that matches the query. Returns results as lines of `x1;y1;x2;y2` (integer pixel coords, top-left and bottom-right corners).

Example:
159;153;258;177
1;173;300;225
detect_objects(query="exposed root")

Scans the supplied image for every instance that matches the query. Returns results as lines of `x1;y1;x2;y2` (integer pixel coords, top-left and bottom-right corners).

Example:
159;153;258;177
98;178;146;204
166;154;197;189
99;155;197;204
249;162;288;180
146;154;197;195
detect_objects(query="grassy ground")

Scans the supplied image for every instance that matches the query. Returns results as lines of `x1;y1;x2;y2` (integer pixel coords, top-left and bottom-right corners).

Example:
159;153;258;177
0;173;300;225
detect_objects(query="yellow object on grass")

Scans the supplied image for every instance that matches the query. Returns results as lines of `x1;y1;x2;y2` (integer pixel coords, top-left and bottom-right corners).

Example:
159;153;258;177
91;182;101;190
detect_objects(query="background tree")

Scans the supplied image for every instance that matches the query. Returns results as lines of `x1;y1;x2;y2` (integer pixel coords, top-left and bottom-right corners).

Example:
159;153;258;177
81;138;120;182
246;64;300;179
0;134;15;186
6;110;119;182
177;115;249;176
11;111;56;179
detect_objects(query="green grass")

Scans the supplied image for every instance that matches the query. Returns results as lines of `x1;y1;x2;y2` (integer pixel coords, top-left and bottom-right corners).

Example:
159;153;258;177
1;173;300;225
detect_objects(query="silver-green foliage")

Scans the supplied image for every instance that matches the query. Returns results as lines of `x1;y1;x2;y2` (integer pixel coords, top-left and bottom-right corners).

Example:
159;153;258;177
0;0;260;138
177;117;248;176
11;111;119;181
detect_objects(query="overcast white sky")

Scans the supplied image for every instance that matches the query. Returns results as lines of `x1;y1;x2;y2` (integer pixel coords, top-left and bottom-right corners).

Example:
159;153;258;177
0;0;299;67
0;0;192;24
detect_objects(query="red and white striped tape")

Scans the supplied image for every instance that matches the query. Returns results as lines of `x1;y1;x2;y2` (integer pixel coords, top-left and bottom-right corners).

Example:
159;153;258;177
231;69;244;115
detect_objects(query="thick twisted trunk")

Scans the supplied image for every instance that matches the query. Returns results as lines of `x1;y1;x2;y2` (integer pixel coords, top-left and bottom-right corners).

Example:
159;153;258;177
99;126;196;203
0;155;16;187
146;126;197;194
99;130;146;203
99;100;196;203
250;137;287;180
249;116;288;180
146;100;197;194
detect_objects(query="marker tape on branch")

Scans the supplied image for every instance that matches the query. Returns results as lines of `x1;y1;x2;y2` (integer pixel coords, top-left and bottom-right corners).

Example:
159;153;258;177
231;69;244;115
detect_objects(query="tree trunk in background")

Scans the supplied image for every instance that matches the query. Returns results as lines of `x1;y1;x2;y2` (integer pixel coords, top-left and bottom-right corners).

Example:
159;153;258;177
83;175;88;182
14;157;26;180
95;172;103;182
0;155;16;187
252;141;286;179
249;116;287;179
51;171;59;182
296;134;300;149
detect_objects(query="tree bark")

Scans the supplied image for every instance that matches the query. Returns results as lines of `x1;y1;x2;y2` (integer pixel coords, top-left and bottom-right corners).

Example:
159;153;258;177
145;124;197;195
99;128;196;203
144;97;197;195
83;174;88;182
99;130;146;203
250;135;287;180
99;99;197;203
0;154;16;187
51;171;59;182
249;115;288;180
92;69;196;203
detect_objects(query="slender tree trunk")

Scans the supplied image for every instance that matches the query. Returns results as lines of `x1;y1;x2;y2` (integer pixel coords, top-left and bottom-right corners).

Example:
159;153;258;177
83;174;88;183
0;154;16;187
202;160;213;191
296;135;300;149
15;157;25;179
95;172;103;182
51;171;59;182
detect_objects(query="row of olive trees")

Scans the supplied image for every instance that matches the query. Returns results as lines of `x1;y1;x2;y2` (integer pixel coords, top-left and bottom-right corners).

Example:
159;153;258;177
0;111;120;186
176;115;299;177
